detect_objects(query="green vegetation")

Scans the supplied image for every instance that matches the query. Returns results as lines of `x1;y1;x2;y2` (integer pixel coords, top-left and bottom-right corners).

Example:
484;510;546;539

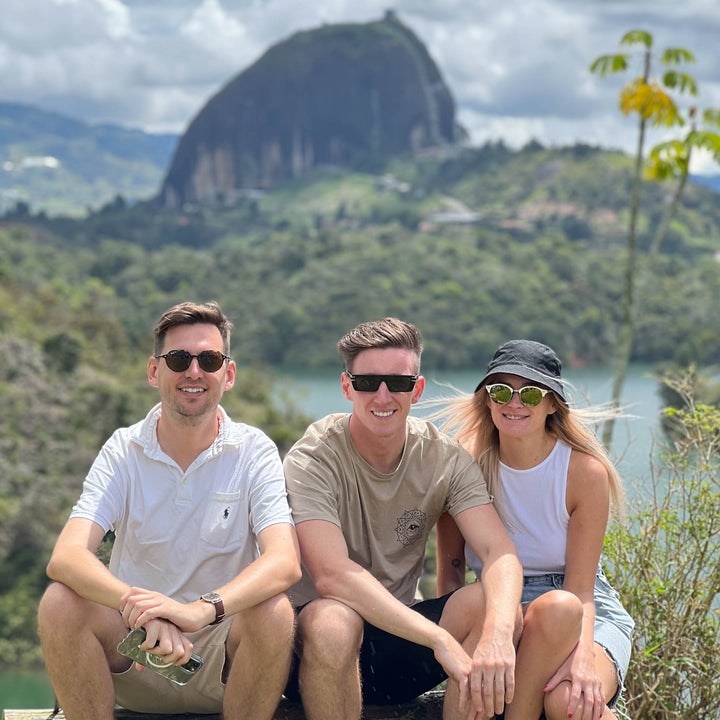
603;371;720;719
1;141;719;682
5;142;720;370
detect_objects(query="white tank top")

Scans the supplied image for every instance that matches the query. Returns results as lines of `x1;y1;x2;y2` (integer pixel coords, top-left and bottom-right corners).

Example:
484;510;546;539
466;440;571;577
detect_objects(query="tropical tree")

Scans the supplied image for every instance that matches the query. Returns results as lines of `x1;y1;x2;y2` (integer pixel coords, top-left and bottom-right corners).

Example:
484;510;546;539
645;107;720;256
590;30;720;448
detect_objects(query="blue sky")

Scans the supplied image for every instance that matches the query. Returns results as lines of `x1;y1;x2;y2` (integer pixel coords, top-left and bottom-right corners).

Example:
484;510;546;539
2;0;719;172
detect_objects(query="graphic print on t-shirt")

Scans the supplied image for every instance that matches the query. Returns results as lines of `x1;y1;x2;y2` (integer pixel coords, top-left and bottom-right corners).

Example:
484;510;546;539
395;508;426;547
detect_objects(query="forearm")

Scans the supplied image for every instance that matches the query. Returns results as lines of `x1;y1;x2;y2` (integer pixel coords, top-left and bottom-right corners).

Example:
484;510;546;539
437;564;466;597
319;563;448;651
579;599;597;654
479;551;523;641
214;549;301;617
131;524;302;631
47;543;130;610
435;512;467;596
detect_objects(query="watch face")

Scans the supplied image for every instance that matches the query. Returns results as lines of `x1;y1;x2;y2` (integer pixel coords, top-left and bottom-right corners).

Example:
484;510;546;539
202;592;221;603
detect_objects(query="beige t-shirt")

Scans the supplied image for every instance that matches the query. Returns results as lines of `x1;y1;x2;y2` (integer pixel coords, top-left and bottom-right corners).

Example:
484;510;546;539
284;413;491;606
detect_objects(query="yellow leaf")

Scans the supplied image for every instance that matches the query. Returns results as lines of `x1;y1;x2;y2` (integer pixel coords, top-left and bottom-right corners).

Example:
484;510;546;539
619;79;682;126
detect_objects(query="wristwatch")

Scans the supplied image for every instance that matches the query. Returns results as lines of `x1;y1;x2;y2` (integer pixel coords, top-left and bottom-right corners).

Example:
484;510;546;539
200;592;225;625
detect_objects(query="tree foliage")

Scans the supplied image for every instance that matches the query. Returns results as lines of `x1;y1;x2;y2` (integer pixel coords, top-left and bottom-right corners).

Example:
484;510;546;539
590;29;720;449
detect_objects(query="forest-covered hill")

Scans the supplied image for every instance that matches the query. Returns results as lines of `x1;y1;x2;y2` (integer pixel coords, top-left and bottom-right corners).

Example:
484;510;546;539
6;140;720;369
0;101;177;217
2;138;720;669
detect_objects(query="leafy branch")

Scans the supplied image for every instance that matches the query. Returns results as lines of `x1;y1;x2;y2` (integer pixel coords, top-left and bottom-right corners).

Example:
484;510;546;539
590;29;720;449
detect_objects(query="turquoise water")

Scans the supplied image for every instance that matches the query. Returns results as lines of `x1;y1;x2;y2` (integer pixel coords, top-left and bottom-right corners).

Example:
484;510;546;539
0;671;55;712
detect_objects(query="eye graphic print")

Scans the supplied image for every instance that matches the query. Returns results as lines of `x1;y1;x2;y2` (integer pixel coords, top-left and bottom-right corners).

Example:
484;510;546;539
395;508;427;547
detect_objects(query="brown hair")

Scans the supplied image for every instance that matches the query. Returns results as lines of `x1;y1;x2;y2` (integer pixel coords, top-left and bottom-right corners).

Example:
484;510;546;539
153;301;233;355
337;318;423;373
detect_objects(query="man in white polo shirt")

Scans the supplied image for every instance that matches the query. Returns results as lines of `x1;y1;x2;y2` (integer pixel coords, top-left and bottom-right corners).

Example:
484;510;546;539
38;301;301;720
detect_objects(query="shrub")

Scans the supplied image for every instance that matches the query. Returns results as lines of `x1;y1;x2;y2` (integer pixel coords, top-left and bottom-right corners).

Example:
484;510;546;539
604;371;720;719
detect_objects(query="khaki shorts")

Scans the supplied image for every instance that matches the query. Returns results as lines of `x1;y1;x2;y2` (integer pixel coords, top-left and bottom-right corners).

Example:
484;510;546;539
113;620;232;713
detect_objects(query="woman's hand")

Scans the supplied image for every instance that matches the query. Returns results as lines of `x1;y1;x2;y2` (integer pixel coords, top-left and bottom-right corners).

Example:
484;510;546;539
544;642;605;720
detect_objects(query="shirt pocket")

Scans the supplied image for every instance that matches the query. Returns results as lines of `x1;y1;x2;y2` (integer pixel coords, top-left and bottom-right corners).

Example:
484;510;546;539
200;492;243;549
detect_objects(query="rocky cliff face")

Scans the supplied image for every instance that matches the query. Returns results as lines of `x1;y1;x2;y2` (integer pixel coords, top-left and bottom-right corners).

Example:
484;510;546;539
159;12;457;208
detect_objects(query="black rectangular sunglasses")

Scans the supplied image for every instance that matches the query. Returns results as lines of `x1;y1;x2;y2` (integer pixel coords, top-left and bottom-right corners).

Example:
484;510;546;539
346;373;418;393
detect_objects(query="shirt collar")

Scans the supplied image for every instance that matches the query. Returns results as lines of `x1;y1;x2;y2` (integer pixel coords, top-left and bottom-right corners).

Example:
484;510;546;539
132;403;241;461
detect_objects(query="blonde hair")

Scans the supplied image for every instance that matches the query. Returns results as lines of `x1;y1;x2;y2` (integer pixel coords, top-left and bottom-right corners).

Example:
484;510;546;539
430;388;625;525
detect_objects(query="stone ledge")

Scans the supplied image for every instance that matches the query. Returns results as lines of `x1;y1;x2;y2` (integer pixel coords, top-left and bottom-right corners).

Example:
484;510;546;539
3;691;445;720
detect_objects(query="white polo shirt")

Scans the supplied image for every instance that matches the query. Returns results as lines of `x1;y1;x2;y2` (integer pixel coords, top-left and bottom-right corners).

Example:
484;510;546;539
71;403;293;603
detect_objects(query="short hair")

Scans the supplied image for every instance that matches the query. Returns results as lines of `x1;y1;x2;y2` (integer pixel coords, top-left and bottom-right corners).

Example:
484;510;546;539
337;318;423;373
153;301;233;355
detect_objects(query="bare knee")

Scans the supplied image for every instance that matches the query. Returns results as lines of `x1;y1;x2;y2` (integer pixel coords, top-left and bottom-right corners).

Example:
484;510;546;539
297;599;363;667
523;590;582;642
38;582;128;670
228;593;295;654
39;582;93;635
439;581;486;641
246;592;295;632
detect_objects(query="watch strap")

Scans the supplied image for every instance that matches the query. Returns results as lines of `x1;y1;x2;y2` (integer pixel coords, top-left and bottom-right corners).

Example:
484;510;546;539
200;592;225;625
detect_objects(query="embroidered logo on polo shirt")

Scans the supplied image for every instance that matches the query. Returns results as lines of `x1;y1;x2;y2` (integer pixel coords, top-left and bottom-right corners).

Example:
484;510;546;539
395;508;426;547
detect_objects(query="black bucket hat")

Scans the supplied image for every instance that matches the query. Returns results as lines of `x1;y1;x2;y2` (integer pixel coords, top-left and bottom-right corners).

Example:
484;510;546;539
474;339;567;402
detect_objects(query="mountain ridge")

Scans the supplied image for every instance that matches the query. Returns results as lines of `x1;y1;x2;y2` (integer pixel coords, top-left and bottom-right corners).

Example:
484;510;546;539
1;98;719;217
0;100;177;215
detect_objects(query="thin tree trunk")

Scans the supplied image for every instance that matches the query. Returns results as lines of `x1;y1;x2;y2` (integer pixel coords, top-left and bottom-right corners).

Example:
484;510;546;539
648;165;689;258
602;115;647;449
602;46;654;451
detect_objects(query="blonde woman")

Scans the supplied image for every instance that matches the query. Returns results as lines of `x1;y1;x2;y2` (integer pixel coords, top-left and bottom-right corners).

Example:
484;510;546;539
435;340;633;720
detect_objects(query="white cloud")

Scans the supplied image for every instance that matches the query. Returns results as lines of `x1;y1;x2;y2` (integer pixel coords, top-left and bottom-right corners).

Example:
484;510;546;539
0;0;718;173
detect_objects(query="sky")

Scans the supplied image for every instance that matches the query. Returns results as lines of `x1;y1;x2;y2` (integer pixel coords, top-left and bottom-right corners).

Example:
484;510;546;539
2;0;719;173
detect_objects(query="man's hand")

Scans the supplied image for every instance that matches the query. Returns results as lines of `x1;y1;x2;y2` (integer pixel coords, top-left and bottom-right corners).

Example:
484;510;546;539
432;632;473;715
132;618;194;669
469;634;516;718
121;587;207;633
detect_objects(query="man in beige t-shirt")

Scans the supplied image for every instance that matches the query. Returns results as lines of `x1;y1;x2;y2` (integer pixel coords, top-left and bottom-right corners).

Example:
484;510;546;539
284;318;523;720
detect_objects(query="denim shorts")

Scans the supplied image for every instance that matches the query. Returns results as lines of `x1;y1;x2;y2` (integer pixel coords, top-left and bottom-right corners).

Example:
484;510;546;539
521;567;634;707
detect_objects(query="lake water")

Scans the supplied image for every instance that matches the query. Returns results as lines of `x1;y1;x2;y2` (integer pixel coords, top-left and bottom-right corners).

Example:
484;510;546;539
276;363;667;498
0;671;55;713
3;364;665;711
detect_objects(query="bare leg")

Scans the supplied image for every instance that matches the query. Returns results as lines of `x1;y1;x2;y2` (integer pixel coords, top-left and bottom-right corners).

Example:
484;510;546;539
223;592;296;720
38;582;130;720
438;583;523;720
504;590;583;720
543;641;619;720
296;598;364;720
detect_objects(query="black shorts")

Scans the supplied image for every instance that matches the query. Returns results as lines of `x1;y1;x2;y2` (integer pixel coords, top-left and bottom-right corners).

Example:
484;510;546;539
285;592;453;705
